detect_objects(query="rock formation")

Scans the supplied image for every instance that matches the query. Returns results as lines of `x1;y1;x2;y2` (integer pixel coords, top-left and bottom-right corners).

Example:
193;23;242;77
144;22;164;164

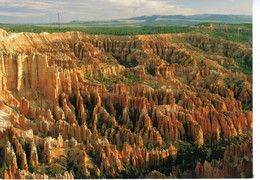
0;26;252;178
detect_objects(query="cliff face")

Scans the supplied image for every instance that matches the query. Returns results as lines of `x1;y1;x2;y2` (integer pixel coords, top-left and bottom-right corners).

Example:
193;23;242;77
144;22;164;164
0;29;252;178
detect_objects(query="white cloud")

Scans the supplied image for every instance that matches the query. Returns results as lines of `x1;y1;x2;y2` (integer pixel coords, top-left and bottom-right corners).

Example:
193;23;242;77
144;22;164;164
106;0;176;12
0;0;251;23
0;0;53;11
0;11;44;17
107;0;147;7
0;0;192;22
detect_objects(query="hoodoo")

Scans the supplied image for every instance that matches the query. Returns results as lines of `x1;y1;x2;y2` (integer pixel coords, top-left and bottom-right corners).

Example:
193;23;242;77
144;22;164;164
0;26;252;178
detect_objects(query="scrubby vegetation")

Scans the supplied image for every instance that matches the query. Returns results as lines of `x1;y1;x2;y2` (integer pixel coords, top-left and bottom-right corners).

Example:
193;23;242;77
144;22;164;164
0;23;251;44
0;25;192;35
194;23;252;44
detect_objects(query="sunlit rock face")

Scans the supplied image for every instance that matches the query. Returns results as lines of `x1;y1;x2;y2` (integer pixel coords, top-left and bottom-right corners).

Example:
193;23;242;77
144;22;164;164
0;28;252;179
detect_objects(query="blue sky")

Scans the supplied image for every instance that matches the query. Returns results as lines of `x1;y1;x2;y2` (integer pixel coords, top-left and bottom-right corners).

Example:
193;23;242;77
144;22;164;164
0;0;252;24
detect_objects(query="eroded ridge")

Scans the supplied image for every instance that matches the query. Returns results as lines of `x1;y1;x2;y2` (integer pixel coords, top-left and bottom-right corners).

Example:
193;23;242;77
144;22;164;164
0;28;252;179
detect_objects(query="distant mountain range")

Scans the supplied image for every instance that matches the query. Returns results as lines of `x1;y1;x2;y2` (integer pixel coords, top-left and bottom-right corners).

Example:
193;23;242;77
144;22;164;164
63;14;251;27
125;14;252;23
0;14;252;26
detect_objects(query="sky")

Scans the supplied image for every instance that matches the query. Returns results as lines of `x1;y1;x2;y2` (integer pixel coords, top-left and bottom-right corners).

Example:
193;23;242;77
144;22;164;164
0;0;252;24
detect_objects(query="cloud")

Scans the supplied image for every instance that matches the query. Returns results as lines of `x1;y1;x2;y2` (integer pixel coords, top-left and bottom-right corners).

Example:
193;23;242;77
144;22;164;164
100;0;193;19
0;0;53;11
0;11;44;17
0;0;251;23
106;0;172;9
107;0;147;7
105;0;177;13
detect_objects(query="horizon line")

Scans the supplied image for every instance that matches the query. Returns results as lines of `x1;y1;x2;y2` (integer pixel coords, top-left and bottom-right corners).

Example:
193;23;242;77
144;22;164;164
0;13;252;25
